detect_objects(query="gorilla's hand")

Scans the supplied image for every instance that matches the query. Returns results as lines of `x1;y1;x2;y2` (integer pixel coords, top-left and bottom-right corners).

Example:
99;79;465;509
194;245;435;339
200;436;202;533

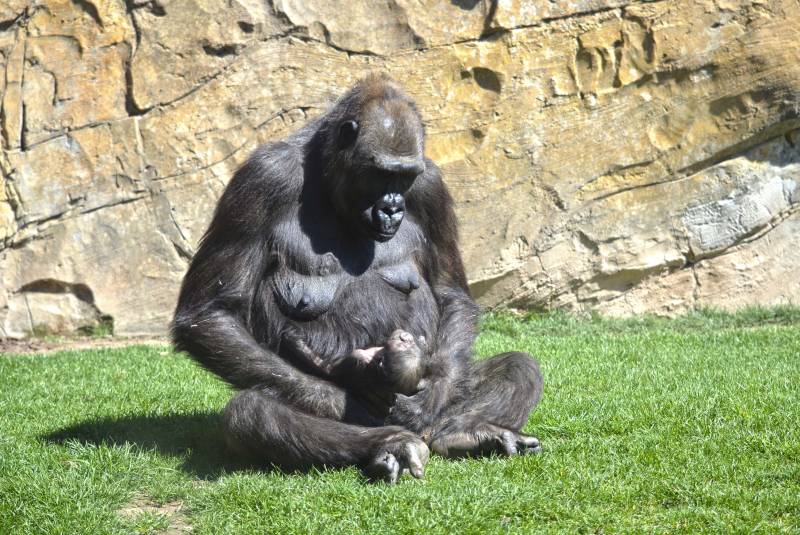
387;390;424;428
386;376;452;438
364;430;429;484
386;388;433;437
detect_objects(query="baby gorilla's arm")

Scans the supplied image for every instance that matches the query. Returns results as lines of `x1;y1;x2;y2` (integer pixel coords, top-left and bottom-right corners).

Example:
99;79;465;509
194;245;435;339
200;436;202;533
284;335;383;380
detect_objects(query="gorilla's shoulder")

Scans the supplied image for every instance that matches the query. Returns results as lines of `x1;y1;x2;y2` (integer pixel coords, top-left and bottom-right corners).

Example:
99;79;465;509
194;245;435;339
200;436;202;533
248;142;304;185
422;157;443;181
212;141;304;231
409;158;450;204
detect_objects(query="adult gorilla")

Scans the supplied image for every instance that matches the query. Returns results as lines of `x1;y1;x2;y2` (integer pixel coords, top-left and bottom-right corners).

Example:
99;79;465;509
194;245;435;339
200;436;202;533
172;74;543;483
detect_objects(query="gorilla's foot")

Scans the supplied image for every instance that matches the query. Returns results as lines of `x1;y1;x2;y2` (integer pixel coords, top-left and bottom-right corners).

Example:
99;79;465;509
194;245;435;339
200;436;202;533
430;424;541;458
364;431;429;484
495;430;541;456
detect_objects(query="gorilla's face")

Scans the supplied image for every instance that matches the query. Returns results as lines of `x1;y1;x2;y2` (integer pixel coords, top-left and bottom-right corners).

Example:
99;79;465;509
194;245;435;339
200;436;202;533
332;99;425;242
352;171;419;242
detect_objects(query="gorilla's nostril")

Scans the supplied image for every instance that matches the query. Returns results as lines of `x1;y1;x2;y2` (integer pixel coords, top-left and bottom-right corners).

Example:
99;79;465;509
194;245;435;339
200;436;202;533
381;205;402;216
377;193;405;217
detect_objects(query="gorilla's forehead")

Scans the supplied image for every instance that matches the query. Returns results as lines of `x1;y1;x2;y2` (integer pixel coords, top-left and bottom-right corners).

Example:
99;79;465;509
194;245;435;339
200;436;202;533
361;99;422;156
381;115;394;131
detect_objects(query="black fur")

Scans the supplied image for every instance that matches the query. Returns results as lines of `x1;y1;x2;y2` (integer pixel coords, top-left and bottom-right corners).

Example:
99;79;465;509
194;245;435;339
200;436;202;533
172;74;543;483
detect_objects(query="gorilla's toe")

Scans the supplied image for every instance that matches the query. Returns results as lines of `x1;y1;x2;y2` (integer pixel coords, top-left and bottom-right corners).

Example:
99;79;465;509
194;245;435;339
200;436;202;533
365;452;400;484
517;434;541;455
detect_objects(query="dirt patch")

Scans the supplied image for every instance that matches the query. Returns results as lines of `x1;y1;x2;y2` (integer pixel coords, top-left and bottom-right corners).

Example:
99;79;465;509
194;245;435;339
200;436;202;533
118;493;192;534
0;336;169;355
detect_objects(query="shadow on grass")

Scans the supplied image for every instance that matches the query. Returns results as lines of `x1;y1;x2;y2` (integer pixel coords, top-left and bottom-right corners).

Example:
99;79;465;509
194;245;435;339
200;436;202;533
41;412;256;480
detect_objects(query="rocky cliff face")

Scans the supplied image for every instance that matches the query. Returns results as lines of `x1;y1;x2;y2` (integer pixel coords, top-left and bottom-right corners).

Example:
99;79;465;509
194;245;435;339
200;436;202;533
1;0;798;337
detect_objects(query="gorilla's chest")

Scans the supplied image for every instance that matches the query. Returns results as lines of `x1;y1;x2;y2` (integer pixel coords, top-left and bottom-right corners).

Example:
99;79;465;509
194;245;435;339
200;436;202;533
271;258;424;320
267;218;430;322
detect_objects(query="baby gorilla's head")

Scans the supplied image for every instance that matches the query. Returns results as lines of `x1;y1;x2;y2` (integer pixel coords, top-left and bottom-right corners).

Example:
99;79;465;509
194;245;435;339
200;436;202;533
379;330;426;395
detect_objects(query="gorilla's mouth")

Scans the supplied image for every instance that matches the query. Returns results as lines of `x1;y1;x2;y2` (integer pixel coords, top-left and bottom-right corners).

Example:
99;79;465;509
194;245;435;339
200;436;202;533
370;192;405;241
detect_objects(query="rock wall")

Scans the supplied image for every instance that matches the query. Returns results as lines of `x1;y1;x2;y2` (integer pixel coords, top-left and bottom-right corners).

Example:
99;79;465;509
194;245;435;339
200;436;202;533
1;0;799;336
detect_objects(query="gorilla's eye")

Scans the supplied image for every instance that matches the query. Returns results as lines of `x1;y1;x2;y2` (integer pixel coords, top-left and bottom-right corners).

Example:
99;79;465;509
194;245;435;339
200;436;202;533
338;120;359;147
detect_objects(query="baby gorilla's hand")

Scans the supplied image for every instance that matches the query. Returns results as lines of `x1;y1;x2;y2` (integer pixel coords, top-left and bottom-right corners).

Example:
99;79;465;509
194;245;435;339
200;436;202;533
379;330;426;395
350;346;384;364
328;346;384;384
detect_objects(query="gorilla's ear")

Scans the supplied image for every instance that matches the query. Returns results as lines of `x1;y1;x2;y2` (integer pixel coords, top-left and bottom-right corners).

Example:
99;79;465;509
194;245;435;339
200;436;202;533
338;120;359;148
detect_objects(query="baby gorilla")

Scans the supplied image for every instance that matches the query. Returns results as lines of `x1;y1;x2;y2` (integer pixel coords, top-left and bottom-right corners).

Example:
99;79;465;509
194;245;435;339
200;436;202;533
351;330;427;396
281;328;427;403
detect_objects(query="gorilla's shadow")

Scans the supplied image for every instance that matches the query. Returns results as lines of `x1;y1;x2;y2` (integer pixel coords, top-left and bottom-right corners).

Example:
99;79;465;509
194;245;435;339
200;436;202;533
42;412;254;479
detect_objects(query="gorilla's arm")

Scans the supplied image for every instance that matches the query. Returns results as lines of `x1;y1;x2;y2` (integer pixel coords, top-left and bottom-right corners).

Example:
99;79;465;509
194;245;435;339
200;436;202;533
171;146;370;421
173;243;363;420
388;161;480;434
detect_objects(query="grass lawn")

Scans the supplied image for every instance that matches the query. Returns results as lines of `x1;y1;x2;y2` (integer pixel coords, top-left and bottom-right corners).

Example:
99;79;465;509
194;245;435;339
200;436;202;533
1;308;799;534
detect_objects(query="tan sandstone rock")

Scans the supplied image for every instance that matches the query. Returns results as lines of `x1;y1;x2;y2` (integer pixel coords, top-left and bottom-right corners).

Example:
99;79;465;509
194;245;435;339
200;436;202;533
1;0;798;336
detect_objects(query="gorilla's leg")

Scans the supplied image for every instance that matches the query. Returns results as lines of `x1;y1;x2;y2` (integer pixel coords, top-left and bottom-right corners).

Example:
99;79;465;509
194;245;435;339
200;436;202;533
428;352;543;458
223;388;429;483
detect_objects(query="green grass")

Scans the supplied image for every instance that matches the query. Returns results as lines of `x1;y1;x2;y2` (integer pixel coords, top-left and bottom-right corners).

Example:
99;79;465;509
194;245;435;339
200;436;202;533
1;308;799;534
